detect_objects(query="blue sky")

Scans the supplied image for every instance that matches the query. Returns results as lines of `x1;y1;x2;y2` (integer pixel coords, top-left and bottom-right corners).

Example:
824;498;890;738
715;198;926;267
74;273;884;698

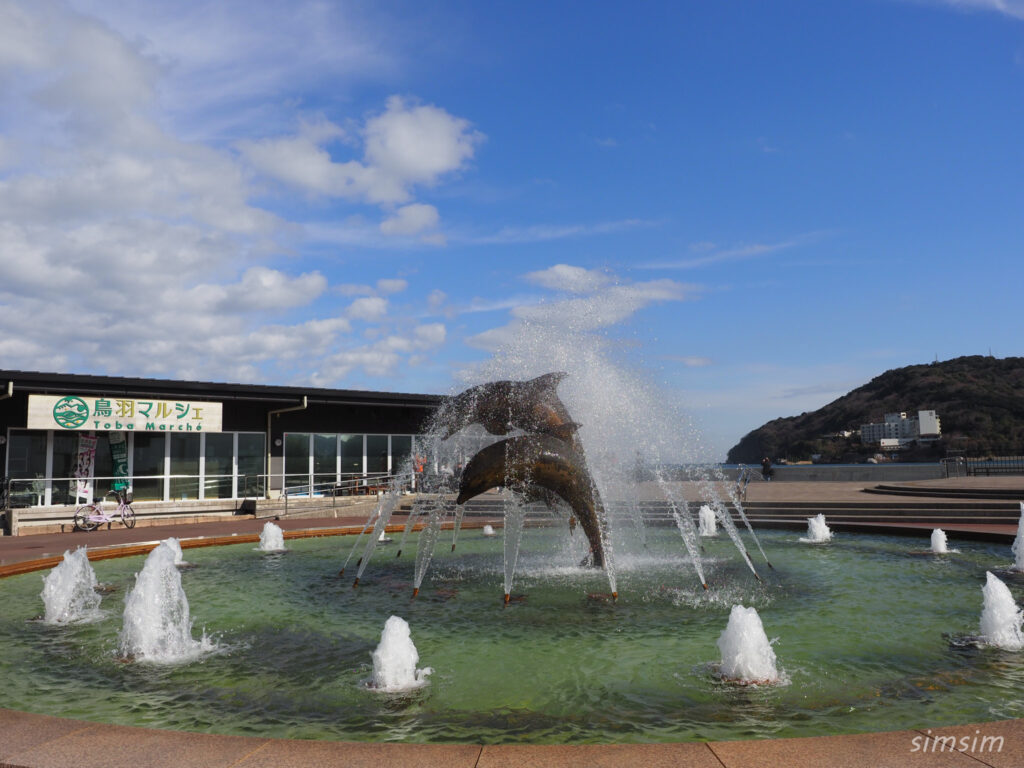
1;0;1023;459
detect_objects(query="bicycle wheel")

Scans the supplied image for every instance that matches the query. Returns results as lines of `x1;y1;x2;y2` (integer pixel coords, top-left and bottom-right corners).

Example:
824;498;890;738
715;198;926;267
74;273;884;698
121;503;136;529
73;505;100;532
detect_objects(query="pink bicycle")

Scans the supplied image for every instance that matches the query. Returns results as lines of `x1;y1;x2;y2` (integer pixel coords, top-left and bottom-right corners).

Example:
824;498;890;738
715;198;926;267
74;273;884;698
73;489;136;531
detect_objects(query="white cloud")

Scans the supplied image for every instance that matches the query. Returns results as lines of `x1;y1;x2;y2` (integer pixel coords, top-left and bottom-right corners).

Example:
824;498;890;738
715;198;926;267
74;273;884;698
63;0;398;139
0;2;451;387
664;355;714;368
379;203;440;236
467;218;652;245
641;232;827;270
312;322;446;382
346;296;389;321
905;0;1024;20
376;278;409;294
467;273;697;350
364;96;483;187
525;264;612;293
413;323;446;347
239;97;482;216
427;289;447;313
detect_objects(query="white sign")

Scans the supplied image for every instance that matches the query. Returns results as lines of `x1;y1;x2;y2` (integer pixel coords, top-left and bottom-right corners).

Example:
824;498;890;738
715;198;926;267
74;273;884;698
28;394;223;433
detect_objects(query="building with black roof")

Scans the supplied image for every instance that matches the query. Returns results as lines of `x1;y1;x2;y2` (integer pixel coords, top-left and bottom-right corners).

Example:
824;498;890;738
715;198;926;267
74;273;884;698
1;370;442;509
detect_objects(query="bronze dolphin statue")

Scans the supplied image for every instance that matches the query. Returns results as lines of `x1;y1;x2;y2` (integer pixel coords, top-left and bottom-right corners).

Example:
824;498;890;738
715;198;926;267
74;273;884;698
440;372;580;443
455;434;606;568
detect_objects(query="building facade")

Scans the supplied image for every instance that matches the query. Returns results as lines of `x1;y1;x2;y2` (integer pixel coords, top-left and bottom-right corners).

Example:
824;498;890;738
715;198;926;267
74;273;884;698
860;410;941;447
1;370;442;507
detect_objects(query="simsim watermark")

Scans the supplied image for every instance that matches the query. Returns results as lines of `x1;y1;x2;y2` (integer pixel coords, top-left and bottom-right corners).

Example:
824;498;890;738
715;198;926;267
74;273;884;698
910;729;1003;754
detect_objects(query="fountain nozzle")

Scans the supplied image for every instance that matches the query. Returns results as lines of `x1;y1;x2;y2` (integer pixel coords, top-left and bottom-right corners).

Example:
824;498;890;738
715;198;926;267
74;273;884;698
352;577;359;588
504;593;511;605
411;587;419;599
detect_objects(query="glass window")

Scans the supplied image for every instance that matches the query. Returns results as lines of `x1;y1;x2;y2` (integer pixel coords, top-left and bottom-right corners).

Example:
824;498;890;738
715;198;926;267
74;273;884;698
204;433;234;499
93;433;114;500
238;433;265;497
366;435;389;474
50;432;79;506
391;435;413;474
133;432;166;501
339;434;363;476
313;434;337;492
6;431;46;506
284;433;310;491
170;433;201;500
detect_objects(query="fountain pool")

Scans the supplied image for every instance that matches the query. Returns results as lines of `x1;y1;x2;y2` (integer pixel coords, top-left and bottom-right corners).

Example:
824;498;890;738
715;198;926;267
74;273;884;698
3;526;1024;744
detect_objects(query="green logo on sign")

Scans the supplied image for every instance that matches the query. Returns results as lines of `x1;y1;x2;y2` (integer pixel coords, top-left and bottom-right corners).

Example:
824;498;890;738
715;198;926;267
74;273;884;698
53;396;89;429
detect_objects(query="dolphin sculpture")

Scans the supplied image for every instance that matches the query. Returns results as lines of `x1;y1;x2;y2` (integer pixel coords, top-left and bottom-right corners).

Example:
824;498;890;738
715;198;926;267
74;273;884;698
455;434;607;568
439;372;580;443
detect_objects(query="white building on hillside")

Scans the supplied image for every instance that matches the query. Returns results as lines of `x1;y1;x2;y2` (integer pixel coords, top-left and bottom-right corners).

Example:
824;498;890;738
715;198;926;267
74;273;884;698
860;410;941;447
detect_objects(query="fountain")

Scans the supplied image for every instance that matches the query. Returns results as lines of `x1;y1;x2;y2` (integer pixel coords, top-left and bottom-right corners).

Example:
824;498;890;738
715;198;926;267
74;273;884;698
482;524;496;537
3;300;1023;746
4;485;1024;741
40;548;102;625
119;540;215;663
345;359;771;601
800;513;832;543
258;521;286;552
931;529;949;554
1012;502;1024;572
164;536;186;565
979;571;1024;650
369;615;432;692
716;604;781;685
698;504;717;537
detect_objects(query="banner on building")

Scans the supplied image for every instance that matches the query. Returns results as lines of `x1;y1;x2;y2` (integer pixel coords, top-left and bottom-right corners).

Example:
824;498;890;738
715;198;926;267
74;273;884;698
27;394;222;433
74;434;97;498
108;431;130;491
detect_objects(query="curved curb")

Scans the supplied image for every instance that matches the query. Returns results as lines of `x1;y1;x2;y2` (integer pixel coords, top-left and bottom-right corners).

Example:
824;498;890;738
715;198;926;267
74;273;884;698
1;708;1021;768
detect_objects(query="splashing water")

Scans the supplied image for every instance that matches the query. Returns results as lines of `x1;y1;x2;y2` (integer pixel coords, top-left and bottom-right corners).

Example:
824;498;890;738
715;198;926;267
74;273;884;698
800;514;832;543
413;295;767;597
979;571;1024;650
354;493;401;585
412;507;445;595
482;524;496;536
450;504;466;551
698;505;717;537
931;529;949;554
119;540;215;663
369;616;432;692
502;491;527;601
41;548;102;625
1012;503;1024;572
258;522;286;552
716;604;781;684
164;537;186;565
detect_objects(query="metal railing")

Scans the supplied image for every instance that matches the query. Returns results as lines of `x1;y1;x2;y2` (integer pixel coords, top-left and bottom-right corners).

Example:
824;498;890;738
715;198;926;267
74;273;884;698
240;472;417;517
942;455;1024;478
964;455;1024;477
2;474;245;507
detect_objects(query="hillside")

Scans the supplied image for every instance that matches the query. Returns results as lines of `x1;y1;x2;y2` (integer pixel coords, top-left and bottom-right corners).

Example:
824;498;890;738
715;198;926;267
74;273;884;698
726;356;1024;464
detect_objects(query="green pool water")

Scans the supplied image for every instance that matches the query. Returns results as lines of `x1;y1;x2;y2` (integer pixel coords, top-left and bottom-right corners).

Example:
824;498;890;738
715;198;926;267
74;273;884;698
2;527;1023;744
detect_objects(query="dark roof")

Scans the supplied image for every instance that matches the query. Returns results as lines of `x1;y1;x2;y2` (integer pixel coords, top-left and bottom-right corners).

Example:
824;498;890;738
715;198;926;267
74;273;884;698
0;370;443;408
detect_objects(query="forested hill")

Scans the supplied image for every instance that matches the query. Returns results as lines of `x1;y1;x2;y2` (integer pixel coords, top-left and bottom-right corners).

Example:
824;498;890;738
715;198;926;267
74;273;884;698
726;356;1024;464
